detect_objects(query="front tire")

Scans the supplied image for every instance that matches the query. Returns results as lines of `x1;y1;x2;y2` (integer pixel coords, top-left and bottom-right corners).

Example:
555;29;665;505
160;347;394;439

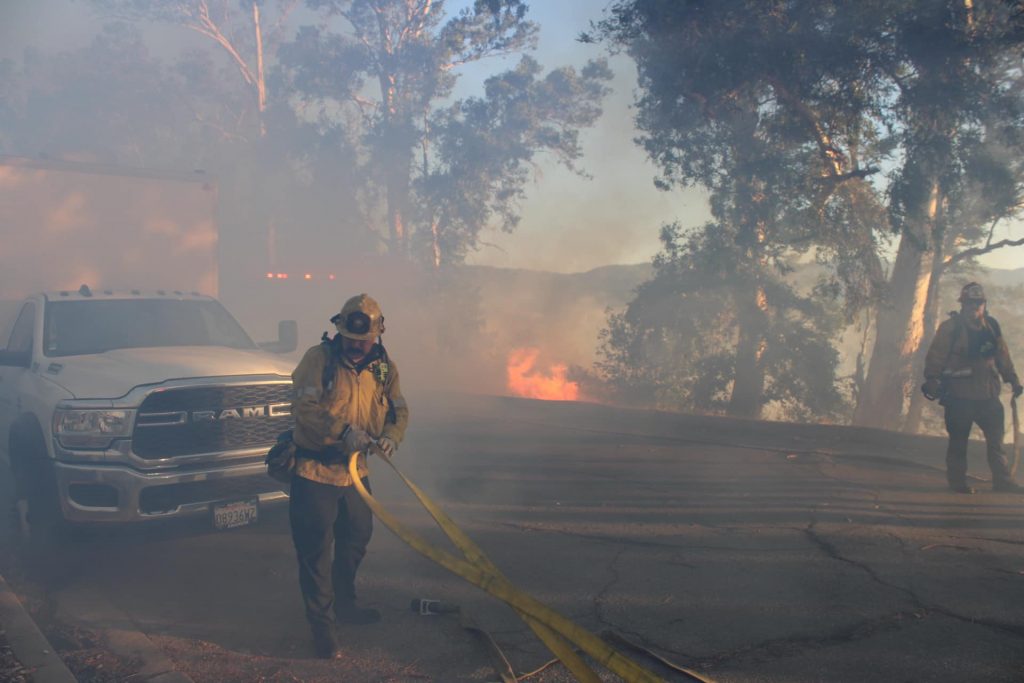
8;420;66;543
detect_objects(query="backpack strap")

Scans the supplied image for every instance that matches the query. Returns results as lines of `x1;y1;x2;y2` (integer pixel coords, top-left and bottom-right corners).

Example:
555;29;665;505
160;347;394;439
985;314;1002;338
320;333;343;393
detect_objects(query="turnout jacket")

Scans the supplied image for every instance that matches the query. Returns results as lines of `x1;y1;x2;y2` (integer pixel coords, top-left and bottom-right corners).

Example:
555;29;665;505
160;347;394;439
924;312;1019;401
291;340;409;486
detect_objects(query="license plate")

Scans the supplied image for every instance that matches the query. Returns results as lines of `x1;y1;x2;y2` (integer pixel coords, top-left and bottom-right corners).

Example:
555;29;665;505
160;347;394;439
212;498;258;530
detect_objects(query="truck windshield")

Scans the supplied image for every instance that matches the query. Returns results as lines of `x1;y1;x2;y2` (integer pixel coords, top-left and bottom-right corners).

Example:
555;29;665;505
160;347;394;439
43;299;257;357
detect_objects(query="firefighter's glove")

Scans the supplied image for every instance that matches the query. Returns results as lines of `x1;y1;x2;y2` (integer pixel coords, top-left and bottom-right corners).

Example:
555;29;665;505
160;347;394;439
375;437;397;459
341;425;374;454
922;378;942;401
1013;383;1023;399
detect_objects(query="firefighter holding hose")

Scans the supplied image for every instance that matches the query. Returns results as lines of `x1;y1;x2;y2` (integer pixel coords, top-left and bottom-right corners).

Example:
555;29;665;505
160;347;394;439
289;293;409;658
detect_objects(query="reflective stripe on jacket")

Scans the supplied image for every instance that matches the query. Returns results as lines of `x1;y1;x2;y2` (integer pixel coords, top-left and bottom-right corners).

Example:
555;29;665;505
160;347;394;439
924;313;1018;400
290;343;409;486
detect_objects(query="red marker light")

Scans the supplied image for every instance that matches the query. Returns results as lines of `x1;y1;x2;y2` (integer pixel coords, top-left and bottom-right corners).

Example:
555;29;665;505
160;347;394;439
276;273;288;279
304;273;312;280
266;272;274;279
328;274;336;280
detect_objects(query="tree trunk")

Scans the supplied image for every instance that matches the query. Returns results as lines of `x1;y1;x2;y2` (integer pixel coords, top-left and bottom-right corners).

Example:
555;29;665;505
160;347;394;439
385;163;410;254
727;137;770;419
728;285;768;418
252;1;267;137
902;250;945;433
854;181;942;429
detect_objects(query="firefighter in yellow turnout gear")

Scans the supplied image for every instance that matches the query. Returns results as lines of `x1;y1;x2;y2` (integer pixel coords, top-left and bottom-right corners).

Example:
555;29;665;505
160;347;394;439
289;294;409;659
923;282;1023;494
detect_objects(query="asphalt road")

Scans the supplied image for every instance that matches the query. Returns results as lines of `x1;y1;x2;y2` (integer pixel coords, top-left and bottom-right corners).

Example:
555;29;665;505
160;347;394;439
2;394;1024;682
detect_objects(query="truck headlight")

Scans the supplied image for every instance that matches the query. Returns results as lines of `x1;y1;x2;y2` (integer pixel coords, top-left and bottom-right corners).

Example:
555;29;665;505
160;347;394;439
54;409;133;449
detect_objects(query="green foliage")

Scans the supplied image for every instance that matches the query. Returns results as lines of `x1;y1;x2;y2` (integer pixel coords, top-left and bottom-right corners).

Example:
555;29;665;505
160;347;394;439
273;0;609;264
593;0;1024;423
595;223;848;420
592;0;883;418
413;56;611;265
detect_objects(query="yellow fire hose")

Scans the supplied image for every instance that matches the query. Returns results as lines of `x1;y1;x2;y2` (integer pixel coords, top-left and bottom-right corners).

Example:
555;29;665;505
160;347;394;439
1011;397;1020;478
349;451;715;682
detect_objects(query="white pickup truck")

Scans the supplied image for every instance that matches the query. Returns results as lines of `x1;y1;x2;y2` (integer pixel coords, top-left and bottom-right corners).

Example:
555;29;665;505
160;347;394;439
0;287;297;536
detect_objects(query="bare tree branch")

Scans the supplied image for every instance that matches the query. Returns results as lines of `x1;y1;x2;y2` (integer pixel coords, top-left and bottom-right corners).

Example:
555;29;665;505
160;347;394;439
814;167;881;183
944;236;1024;266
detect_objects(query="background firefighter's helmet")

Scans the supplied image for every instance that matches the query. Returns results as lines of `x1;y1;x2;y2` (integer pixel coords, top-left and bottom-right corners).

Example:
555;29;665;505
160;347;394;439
959;282;986;303
331;294;385;341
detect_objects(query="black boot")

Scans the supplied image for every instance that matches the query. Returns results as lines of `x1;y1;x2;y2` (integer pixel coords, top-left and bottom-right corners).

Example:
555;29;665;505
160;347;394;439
311;623;341;659
948;482;975;494
335;602;381;625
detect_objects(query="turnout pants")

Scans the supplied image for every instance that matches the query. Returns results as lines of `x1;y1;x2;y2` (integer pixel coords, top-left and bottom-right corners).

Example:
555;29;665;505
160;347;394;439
943;397;1013;487
289;474;374;628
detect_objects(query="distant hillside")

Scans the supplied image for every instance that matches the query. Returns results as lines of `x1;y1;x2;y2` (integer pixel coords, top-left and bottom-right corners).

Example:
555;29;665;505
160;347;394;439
981;266;1024;288
461;262;653;369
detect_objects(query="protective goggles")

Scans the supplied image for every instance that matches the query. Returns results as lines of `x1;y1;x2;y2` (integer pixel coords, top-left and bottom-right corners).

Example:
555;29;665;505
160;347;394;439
331;310;374;335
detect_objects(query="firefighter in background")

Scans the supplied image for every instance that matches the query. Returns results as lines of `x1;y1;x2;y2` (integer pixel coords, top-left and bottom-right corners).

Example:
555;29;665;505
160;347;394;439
289;294;409;659
922;282;1023;494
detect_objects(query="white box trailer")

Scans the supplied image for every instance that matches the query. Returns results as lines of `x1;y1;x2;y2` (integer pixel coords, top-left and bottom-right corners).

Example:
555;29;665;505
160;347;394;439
0;155;219;298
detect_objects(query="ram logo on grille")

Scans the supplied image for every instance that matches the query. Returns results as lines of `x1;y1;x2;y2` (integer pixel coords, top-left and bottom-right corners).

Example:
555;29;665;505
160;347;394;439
191;403;291;423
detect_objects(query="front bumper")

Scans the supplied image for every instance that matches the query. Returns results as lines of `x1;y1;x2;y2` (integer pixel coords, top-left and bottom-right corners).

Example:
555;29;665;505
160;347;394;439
53;458;288;523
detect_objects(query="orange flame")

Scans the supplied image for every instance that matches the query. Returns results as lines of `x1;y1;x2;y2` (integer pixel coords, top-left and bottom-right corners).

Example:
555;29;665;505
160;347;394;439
506;348;579;401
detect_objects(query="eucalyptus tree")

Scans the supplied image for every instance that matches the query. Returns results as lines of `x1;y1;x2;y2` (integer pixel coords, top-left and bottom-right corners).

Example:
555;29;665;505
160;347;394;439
596;0;1024;426
851;0;1024;429
413;56;611;266
593;0;886;418
92;0;302;139
281;0;610;263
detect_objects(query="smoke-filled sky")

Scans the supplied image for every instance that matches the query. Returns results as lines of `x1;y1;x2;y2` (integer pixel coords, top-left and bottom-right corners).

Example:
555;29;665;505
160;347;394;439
1;0;1020;273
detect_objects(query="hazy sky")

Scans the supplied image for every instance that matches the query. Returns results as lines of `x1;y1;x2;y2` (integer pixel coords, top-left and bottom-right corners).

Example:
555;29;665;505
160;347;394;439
1;0;1020;273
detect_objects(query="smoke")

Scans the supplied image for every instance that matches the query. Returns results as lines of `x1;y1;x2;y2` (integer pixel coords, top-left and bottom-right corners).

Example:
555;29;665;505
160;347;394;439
221;256;651;404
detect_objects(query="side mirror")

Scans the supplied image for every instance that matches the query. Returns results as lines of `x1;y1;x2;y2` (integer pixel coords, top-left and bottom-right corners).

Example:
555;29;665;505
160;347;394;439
259;320;298;354
0;350;31;368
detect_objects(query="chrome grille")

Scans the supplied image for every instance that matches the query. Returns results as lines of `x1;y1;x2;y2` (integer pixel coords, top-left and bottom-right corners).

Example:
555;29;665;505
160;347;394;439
133;384;294;459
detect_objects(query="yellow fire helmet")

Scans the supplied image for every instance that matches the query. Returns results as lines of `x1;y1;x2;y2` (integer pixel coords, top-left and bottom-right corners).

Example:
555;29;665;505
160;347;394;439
331;293;386;341
959;282;986;303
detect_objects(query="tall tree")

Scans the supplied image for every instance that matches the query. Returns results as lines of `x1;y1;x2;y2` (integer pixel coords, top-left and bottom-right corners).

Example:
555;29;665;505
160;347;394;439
88;0;378;271
281;0;610;264
594;0;886;418
284;0;538;255
414;56;611;266
851;0;1024;429
597;0;1024;426
92;0;302;138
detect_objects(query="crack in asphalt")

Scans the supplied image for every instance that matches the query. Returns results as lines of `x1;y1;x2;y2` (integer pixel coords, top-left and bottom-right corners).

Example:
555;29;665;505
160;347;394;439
591;547;626;628
803;521;1024;639
691;609;925;668
952;535;1024;547
502;521;809;554
499;522;693;551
